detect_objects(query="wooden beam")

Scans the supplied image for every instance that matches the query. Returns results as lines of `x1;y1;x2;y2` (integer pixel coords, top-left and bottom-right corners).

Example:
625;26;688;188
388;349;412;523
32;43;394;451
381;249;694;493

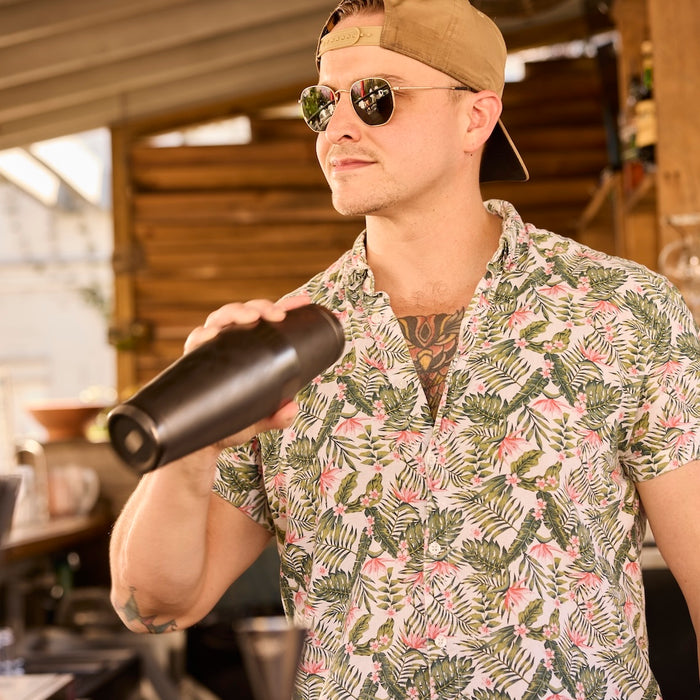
0;10;322;123
0;0;330;89
0;0;189;48
0;49;314;149
648;0;700;252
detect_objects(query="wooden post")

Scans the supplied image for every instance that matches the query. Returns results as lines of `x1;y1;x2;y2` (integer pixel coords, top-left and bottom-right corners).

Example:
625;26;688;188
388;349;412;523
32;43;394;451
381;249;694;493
647;0;700;251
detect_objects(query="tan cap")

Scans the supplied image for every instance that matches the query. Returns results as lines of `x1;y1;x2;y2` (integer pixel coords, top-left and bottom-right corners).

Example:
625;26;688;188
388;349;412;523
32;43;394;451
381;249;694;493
317;0;528;183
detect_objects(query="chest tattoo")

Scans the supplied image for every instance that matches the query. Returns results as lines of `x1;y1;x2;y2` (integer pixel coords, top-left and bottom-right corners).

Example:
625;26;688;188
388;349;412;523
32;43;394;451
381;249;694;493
397;308;465;420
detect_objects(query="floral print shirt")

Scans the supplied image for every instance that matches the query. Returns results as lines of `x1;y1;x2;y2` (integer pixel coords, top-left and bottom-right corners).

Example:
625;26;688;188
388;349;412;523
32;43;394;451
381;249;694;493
215;200;700;700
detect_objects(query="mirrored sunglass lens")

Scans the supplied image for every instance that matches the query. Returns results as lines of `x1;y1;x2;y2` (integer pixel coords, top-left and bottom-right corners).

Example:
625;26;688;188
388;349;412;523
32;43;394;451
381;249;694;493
350;78;394;126
300;86;335;132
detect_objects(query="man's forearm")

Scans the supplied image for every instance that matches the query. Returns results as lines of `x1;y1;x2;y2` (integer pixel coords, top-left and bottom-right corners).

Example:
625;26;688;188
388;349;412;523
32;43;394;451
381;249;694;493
109;449;219;631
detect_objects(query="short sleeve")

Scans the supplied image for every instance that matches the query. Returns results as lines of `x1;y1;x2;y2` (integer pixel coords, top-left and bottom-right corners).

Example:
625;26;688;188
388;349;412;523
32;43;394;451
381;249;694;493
213;439;274;532
621;277;700;482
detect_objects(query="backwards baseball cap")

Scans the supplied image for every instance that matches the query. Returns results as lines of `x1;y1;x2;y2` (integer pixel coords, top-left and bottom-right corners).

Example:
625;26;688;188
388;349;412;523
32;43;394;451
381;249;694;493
316;0;528;183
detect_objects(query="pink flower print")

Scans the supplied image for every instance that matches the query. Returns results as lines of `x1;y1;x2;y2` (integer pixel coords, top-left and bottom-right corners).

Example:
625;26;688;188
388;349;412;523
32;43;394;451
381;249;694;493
319;463;341;495
401;633;427;650
528;541;562;563
591;299;620;315
624;561;641;577
582;430;602;446
661;414;689;429
504;579;532;611
439;417;457;433
285;529;300;544
573;571;602;588
389;429;424;445
427;624;447;641
659;360;682;379
532;397;568;417
565;483;581;504
515;624;528;638
538;283;570;298
335;417;365;436
428;560;458;578
364;355;387;372
362;556;390;578
393;486;421;504
579;345;609;365
508;306;534;328
506;473;521;487
567;628;589;647
300;660;326;675
345;642;355;654
675;430;695;448
498;431;527;461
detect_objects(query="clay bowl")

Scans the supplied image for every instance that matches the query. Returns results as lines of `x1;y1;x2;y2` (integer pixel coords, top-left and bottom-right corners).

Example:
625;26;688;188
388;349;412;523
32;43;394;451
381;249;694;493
25;400;108;442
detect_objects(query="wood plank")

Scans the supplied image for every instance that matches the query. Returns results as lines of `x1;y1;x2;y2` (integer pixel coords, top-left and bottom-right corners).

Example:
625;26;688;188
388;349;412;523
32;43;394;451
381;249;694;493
508;126;607;151
518;150;608;177
503;71;601;107
133;191;349;224
133;222;359;247
0;0;190;48
504;100;605;128
130;142;317;167
483;177;600;208
0;0;327;88
0;10;322;122
0;51;313;150
648;0;700;254
135;278;307;306
131;162;327;191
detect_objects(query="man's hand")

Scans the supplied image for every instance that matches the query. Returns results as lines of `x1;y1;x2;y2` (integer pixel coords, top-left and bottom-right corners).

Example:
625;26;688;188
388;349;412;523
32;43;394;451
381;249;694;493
183;295;311;447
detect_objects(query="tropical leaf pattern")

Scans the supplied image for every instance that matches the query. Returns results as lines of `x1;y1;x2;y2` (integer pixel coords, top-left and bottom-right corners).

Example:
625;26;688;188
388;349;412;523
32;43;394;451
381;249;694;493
215;200;700;699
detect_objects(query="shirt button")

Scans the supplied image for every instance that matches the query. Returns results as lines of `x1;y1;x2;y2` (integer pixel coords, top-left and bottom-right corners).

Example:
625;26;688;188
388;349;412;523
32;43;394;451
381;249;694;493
428;542;441;556
435;634;448;649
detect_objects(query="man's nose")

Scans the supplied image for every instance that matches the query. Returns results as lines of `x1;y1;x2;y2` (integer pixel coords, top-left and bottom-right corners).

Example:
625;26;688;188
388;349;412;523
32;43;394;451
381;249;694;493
323;92;361;142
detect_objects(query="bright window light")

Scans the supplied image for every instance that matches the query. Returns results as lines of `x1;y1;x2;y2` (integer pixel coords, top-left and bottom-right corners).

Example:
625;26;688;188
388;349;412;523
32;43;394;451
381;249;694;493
30;136;103;205
0;149;60;206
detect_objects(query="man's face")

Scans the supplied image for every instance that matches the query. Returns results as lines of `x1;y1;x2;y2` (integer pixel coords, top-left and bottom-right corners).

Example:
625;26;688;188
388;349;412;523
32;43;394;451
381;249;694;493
316;13;471;219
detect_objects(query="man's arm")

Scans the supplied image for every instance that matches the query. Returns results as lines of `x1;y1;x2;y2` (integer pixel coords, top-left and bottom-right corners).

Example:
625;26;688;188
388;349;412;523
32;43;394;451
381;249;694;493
109;298;304;633
636;459;700;678
109;444;274;633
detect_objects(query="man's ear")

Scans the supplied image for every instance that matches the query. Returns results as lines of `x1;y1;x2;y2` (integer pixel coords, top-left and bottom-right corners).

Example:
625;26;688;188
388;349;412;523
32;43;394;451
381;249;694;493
462;90;503;153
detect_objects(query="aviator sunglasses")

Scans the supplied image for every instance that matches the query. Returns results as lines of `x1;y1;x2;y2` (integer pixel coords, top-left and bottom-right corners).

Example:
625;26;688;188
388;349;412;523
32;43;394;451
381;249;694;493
299;77;473;132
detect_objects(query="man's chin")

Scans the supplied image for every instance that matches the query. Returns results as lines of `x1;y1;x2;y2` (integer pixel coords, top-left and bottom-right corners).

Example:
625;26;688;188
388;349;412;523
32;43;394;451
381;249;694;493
332;195;382;218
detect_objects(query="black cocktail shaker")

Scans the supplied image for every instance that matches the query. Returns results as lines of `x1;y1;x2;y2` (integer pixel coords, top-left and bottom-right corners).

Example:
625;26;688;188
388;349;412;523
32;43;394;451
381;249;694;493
107;304;345;474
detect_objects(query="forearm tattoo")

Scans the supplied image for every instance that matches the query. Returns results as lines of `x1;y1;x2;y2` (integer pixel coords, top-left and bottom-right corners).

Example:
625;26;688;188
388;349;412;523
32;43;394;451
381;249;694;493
118;588;178;634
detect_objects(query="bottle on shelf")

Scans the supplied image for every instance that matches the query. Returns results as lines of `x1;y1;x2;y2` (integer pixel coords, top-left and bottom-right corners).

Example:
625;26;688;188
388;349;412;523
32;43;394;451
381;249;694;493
634;40;657;169
620;70;644;193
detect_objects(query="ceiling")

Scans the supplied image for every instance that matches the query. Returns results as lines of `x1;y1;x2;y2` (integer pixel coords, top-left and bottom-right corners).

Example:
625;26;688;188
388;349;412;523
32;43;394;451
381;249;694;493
0;0;611;151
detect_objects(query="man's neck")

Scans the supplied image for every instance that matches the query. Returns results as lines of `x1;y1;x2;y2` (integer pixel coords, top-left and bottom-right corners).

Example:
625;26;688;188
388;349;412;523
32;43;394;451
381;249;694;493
364;203;503;316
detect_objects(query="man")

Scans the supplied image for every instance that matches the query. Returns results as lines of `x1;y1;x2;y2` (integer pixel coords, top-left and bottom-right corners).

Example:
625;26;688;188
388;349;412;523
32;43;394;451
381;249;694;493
110;0;700;697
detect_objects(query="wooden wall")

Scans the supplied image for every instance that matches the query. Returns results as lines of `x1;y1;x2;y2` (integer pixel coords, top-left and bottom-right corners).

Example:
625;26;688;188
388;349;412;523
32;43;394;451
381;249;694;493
111;54;613;395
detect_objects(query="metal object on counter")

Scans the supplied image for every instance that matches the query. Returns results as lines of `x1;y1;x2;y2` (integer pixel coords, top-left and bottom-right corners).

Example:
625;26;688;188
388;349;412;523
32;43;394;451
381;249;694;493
235;616;307;700
0;474;21;545
659;213;700;322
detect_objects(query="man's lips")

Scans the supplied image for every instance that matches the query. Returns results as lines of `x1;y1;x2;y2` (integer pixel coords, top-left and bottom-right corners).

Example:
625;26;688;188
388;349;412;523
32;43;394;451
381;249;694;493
328;156;375;173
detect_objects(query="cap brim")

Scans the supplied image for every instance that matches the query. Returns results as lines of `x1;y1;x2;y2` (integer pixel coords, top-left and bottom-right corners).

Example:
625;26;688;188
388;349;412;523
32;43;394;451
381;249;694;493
480;119;529;183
